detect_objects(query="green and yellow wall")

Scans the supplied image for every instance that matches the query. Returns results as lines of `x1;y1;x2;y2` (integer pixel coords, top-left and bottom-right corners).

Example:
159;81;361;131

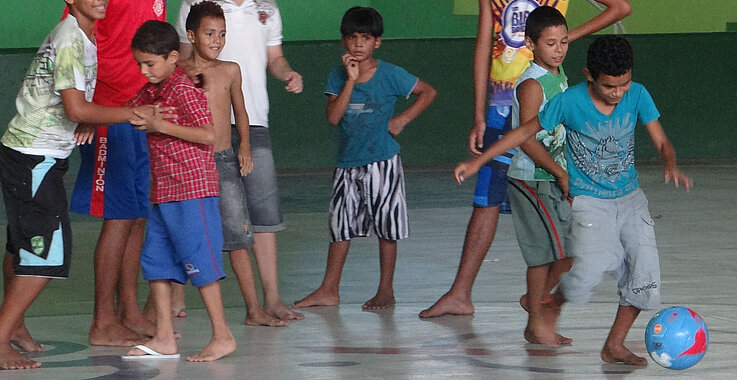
1;1;736;168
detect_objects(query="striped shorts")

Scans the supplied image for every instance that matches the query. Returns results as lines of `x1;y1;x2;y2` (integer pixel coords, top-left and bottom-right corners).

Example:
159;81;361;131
329;154;409;242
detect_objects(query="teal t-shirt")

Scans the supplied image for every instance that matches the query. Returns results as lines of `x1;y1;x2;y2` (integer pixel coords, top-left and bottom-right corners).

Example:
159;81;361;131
325;60;418;168
509;61;568;181
538;81;660;199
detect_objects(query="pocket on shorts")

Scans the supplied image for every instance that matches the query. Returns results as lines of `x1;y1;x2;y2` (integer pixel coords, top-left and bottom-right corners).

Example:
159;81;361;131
18;211;60;260
638;214;656;247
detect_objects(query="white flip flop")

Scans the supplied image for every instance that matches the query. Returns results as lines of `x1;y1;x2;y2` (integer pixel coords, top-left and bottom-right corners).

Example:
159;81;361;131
121;344;181;360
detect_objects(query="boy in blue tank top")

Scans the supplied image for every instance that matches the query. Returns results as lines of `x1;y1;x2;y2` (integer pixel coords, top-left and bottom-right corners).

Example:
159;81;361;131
506;6;573;348
294;6;436;310
454;35;692;366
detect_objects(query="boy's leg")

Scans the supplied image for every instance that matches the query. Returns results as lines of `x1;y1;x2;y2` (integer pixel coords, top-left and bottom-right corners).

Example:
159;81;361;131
170;283;187;318
229;249;285;326
234;126;302;321
89;219;147;346
0;275;50;370
293;240;351;307
118;217;158;336
3;254;42;353
601;305;647;366
124;280;178;357
420;206;500;318
187;281;236;362
363;239;397;310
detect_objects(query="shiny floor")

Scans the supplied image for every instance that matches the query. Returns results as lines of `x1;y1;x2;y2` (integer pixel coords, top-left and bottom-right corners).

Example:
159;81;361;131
2;163;736;379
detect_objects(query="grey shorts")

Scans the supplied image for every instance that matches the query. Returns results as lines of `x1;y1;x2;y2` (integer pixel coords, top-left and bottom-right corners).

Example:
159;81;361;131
330;154;409;242
215;147;255;251
560;188;661;310
507;179;571;267
231;125;284;232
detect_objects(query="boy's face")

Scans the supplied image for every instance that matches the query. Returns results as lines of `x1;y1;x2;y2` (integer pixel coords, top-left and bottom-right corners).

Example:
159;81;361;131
584;69;633;106
67;0;108;21
133;50;179;84
525;25;568;72
341;32;381;62
187;17;227;61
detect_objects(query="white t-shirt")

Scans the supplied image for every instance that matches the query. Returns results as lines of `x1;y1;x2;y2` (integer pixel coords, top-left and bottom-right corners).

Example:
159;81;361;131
176;0;283;127
2;15;97;159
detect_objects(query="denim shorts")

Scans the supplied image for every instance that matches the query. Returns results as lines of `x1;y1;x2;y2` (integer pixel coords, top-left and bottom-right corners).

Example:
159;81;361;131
214;147;255;251
231;126;284;232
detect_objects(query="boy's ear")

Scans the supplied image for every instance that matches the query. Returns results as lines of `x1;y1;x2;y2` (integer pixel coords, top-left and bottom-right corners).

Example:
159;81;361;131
186;29;196;44
524;35;535;51
374;36;382;48
167;50;180;64
582;67;593;82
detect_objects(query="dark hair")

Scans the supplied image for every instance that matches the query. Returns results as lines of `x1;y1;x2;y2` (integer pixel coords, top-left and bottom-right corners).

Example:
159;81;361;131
586;35;634;80
525;6;568;43
131;20;180;57
186;1;225;33
340;6;383;37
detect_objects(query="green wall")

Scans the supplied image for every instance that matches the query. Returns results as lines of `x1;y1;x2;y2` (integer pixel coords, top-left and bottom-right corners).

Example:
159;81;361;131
2;0;736;48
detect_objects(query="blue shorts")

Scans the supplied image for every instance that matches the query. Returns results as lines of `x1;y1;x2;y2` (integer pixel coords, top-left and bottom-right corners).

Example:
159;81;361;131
71;122;150;219
473;106;513;213
140;197;225;287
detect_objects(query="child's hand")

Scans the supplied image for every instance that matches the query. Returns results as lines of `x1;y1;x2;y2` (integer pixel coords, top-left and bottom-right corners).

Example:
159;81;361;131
238;146;254;176
388;116;408;137
453;159;482;185
131;105;165;133
664;165;693;191
555;172;570;200
283;71;303;94
342;52;359;82
74;123;95;145
468;121;486;156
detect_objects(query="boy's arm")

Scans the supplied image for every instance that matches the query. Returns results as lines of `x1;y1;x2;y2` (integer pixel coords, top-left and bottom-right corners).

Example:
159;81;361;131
454;116;543;184
267;45;303;94
516;79;569;197
645;119;692;190
568;0;632;42
60;89;142;124
326;53;360;125
132;106;215;145
389;79;437;136
230;63;254;176
469;0;494;155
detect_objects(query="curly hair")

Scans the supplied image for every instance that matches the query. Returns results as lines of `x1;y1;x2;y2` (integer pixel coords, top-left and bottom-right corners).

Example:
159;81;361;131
586;35;634;80
186;1;225;33
131;20;179;57
525;6;567;43
340;6;383;37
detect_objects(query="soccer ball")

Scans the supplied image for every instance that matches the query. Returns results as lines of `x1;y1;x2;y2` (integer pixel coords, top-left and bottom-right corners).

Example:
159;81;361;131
645;306;709;370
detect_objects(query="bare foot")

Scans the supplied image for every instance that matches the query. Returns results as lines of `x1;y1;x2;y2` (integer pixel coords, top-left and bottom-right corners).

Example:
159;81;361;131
124;338;178;358
264;301;304;321
89;322;147;347
293;289;340;308
601;344;648;366
172;307;187;318
186;335;236;362
524;327;571;346
245;307;288;327
0;343;41;370
122;314;158;338
419;292;474;318
10;326;43;352
362;292;395;310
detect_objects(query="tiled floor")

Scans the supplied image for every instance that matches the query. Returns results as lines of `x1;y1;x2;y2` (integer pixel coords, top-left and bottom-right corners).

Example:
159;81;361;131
2;163;735;379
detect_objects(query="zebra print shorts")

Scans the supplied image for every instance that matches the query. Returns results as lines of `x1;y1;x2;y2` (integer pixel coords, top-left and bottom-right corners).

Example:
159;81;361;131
329;154;409;242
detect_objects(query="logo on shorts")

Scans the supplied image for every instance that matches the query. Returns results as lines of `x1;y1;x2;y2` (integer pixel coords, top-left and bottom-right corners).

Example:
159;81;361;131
632;281;657;294
30;236;45;256
185;263;200;277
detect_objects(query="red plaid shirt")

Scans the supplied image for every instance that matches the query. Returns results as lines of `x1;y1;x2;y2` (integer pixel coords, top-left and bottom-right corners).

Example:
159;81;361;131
127;67;218;203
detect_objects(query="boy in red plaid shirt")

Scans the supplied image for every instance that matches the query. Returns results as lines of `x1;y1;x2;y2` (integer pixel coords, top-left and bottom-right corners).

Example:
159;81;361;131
122;20;235;362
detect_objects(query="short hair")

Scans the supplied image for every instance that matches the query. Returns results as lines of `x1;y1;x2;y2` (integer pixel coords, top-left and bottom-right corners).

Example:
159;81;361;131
525;6;568;43
586;35;634;80
186;1;225;33
131;20;180;57
340;7;383;37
